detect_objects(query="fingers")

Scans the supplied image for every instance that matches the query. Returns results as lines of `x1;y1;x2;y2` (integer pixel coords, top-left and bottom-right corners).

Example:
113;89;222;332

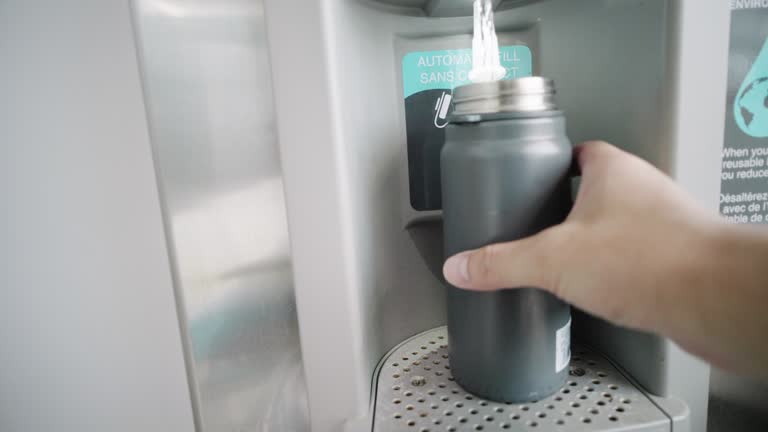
575;140;620;173
443;227;570;294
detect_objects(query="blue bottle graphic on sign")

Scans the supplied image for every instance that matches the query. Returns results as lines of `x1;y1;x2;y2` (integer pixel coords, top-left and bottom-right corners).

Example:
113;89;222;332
735;37;768;138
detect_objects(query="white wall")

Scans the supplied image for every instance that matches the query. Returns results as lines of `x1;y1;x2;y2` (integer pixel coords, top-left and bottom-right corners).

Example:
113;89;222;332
0;1;196;431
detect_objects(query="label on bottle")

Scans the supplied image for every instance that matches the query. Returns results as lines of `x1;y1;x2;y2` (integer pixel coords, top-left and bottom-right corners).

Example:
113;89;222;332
556;318;571;372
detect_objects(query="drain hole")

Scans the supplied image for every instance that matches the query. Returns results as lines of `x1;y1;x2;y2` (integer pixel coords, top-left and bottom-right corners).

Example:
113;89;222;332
406;420;416;427
394;413;402;419
455;402;464;408
431;404;439;410
403;367;411;372
465;395;474;400
428;390;436;396
521;406;530;411
547;405;555;410
393;386;401;391
418;398;426;403
555;396;563;402
420;412;428;418
528;421;538;427
556;419;565;425
479;401;488;406
484;415;494;422
602;393;612;399
561;389;571;394
458;417;468;423
447;427;456;432
495;407;504;413
570;403;580;408
440;344;448;349
412;352;418;356
615;407;625;413
424;366;432;371
430;341;436;345
585;387;594;392
393;363;399;367
406;405;415;411
419;428;429;432
421;346;427;350
511;414;520;420
537;412;546;418
448;377;455;381
597;401;606;406
609;416;618;422
433;360;441;365
438;384;446;389
469;408;478;415
394;399;402;404
404;391;413;397
597;372;607;378
444;410;453;416
441;396;450;402
413;361;421;366
501;423;511;429
402;357;409;361
422;355;430;360
568;381;577;387
435;371;443;376
564;411;573;417
442;354;449;359
609;385;619;390
592;380;601;385
451;390;460;395
622;398;631;404
579;395;588;400
393;374;401;379
438;336;445;339
474;425;484;431
589;409;599;415
582;417;592;423
433;418;442;425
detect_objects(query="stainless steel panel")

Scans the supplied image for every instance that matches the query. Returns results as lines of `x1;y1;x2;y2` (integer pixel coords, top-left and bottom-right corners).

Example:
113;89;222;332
131;1;309;430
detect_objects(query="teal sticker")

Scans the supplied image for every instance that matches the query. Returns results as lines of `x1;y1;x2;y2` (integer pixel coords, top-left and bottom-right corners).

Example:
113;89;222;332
402;46;533;98
735;36;768;138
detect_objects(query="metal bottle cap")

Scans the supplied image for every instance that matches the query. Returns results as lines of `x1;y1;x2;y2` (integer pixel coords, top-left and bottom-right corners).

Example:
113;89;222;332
451;77;558;115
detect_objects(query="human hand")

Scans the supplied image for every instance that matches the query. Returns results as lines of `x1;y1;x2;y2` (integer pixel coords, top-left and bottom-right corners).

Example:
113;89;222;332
442;141;768;377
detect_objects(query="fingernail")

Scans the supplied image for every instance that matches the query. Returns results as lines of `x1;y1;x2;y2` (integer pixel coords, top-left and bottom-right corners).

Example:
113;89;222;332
444;252;470;286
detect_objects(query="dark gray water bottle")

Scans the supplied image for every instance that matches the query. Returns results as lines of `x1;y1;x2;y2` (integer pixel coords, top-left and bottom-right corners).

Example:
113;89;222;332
441;77;572;403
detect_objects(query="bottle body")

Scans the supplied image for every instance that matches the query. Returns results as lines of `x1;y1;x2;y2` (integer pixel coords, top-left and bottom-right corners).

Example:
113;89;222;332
441;112;572;402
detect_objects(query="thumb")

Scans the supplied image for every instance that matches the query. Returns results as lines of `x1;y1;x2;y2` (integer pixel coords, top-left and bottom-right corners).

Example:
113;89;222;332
442;227;569;293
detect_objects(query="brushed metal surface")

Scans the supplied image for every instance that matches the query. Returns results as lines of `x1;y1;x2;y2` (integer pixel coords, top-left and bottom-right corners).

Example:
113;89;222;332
1;1;196;430
131;1;309;430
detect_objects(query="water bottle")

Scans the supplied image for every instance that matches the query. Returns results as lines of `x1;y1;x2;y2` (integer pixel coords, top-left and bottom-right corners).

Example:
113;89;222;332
441;77;572;402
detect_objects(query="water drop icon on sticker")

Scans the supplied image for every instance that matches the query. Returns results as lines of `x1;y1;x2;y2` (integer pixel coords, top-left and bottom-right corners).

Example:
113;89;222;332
735;37;768;138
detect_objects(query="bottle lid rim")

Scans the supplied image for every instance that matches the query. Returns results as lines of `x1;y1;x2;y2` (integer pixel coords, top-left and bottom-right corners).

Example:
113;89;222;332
452;77;558;115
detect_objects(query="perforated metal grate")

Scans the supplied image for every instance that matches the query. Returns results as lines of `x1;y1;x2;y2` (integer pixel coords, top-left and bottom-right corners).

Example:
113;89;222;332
373;327;670;432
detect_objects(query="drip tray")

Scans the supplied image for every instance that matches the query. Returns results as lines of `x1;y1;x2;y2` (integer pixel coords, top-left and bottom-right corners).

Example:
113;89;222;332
372;327;686;432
